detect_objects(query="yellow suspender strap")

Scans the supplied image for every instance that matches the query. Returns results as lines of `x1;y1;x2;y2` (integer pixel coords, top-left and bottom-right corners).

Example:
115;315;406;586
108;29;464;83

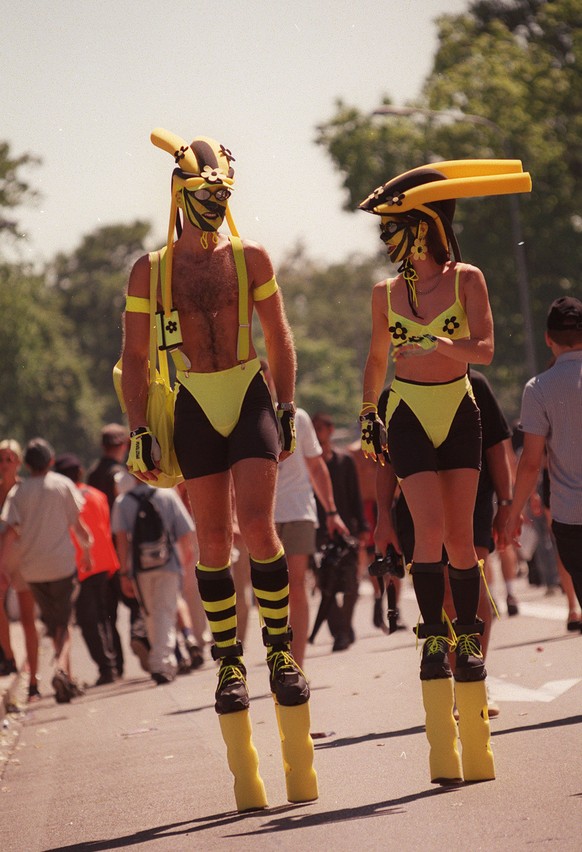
149;252;170;386
229;235;250;363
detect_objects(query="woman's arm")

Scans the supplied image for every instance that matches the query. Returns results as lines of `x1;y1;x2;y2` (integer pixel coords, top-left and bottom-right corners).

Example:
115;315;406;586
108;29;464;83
362;282;391;409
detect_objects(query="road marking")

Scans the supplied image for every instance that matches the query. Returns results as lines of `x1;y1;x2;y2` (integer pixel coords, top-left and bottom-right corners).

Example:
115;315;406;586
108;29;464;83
487;676;581;703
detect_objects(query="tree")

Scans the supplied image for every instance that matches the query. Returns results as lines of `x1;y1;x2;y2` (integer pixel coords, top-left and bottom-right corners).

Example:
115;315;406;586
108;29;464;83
252;243;384;434
316;0;582;414
0;263;104;459
0;141;39;248
50;221;151;425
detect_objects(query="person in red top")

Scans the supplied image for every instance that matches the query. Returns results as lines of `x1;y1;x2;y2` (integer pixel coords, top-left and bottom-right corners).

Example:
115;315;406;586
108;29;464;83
55;454;120;685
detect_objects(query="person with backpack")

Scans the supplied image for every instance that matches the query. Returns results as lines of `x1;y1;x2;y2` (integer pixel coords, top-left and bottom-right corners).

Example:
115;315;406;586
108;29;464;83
111;479;195;684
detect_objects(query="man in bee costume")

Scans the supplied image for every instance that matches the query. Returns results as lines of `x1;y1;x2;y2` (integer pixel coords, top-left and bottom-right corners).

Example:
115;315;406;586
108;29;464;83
120;129;317;811
359;160;532;785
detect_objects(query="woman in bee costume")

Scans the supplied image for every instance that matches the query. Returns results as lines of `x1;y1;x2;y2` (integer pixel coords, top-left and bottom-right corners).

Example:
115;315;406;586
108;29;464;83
359;160;532;784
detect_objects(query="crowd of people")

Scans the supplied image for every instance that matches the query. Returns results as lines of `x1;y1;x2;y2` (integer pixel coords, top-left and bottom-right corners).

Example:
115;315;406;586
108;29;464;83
0;378;578;707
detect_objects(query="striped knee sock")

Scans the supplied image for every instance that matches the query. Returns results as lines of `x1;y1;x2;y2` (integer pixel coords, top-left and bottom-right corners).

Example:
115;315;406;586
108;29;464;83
249;549;289;640
195;563;237;649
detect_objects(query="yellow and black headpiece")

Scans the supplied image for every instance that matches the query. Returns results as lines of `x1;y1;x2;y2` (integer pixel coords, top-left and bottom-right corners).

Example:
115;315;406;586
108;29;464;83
359;158;532;259
151;128;238;313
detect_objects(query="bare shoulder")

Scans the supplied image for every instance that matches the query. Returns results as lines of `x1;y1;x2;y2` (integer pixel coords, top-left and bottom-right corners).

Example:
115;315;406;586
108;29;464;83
372;278;389;303
241;238;275;284
127;253;151;297
458;261;487;291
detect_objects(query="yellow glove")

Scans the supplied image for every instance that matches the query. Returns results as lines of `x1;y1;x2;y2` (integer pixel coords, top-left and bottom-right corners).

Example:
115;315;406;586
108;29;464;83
128;427;161;473
359;405;387;463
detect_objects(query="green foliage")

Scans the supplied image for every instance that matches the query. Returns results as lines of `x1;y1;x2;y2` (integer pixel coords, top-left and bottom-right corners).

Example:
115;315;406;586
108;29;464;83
50;221;151;425
277;245;385;434
0;264;104;460
0;141;39;247
316;0;582;417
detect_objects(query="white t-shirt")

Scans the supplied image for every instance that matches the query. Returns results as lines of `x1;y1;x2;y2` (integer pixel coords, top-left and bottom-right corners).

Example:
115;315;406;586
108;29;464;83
1;471;84;582
274;408;322;524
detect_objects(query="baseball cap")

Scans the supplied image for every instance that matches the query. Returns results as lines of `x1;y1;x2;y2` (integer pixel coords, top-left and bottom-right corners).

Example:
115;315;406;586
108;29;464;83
547;296;582;332
24;438;54;472
101;423;129;448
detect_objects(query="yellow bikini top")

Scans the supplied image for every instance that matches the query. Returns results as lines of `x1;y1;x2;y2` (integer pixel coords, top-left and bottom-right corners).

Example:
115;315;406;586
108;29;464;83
386;266;469;347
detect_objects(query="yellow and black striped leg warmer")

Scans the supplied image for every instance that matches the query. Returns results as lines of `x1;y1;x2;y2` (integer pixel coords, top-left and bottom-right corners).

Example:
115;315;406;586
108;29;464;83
249;550;290;641
421;679;463;785
455;680;496;782
195;562;238;649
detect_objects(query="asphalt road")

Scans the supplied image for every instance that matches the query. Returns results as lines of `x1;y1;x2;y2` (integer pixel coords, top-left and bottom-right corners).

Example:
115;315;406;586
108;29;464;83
1;574;580;851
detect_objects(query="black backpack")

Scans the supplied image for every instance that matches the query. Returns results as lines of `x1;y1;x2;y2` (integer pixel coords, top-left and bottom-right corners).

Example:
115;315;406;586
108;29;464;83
129;490;171;572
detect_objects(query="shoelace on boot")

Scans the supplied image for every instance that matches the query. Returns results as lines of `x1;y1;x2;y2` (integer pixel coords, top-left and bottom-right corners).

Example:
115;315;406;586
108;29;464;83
455;633;484;659
217;660;247;690
267;649;305;679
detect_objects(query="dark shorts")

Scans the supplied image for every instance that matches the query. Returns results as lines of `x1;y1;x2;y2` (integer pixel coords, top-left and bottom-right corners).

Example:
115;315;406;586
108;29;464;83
173;371;280;479
387;391;482;480
551;521;582;599
29;574;78;637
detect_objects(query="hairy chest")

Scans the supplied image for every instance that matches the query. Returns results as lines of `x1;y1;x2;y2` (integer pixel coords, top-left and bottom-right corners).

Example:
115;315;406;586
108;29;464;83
172;251;239;317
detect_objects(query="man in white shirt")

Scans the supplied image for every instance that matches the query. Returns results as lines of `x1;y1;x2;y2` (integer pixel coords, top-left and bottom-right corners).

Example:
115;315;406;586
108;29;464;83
0;438;92;702
263;362;348;667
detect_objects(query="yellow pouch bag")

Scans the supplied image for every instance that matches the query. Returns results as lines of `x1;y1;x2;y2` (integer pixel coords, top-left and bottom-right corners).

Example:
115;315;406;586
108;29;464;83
113;252;183;489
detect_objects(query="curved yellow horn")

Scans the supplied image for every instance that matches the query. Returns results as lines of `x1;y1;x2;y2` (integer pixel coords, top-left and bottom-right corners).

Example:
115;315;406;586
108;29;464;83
150;127;199;173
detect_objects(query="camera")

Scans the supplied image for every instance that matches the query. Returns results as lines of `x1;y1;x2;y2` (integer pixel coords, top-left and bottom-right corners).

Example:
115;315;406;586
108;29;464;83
368;544;405;580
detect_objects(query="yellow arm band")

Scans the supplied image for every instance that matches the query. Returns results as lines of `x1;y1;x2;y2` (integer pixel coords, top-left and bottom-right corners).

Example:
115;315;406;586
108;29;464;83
125;295;150;314
253;276;278;302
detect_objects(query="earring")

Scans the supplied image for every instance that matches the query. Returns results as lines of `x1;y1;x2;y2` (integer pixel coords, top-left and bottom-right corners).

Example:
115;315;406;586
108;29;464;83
410;221;428;262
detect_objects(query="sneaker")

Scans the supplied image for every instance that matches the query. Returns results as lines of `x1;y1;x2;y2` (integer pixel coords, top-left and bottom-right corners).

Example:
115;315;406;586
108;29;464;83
130;636;151;673
506;594;519;616
420;634;453;680
95;671;116;686
266;647;310;706
185;638;204;670
215;657;250;715
454;632;487;682
332;633;351;652
151;672;173;685
52;670;74;704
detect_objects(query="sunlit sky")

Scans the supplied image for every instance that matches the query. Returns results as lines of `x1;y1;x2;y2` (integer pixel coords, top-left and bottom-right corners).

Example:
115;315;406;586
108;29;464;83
3;0;470;270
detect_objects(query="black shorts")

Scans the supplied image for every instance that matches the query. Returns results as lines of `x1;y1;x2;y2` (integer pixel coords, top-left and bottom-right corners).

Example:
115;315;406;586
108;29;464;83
173;371;280;479
387;391;482;480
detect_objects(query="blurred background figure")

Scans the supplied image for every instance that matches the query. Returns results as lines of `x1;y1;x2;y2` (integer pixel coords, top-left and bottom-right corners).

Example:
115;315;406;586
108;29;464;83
0;439;40;701
312;412;368;652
